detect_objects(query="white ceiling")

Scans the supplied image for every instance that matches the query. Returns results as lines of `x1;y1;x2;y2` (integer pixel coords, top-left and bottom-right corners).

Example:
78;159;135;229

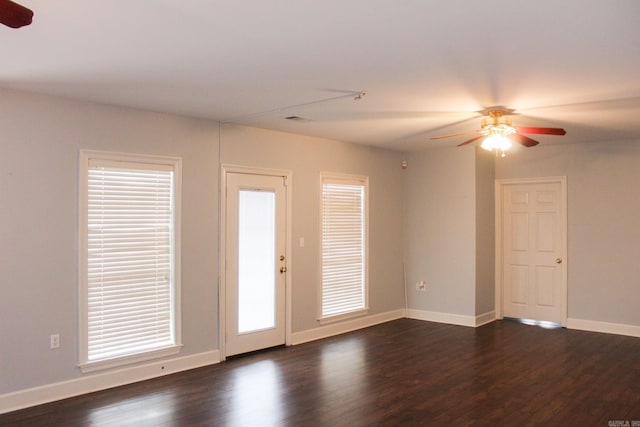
1;0;639;151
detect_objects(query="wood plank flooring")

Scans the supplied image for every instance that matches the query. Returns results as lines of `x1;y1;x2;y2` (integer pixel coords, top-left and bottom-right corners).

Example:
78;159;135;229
2;319;639;426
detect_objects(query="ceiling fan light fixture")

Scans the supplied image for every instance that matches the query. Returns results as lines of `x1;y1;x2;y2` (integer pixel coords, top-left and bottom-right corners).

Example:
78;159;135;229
480;111;516;155
481;133;512;152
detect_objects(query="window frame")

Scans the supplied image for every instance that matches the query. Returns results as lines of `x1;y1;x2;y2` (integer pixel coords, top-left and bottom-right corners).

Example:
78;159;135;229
318;172;369;324
78;150;182;373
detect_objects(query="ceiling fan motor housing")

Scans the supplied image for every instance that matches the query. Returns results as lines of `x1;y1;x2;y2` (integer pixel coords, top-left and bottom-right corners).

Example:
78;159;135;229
482;110;510;127
481;110;515;135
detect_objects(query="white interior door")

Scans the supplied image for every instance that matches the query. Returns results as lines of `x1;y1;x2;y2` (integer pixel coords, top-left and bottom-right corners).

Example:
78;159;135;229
225;172;287;356
500;179;567;324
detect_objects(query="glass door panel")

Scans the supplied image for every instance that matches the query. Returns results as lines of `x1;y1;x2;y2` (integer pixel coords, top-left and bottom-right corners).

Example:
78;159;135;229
238;190;276;333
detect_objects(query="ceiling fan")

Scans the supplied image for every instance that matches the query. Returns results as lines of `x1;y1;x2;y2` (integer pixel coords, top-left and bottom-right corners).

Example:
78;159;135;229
0;0;33;28
431;107;566;155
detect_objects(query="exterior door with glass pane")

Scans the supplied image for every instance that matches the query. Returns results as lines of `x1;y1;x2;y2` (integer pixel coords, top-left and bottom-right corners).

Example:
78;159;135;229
225;172;287;356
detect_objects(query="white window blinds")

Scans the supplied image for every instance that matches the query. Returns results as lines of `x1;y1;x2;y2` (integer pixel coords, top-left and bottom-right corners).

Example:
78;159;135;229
321;174;368;318
81;154;180;366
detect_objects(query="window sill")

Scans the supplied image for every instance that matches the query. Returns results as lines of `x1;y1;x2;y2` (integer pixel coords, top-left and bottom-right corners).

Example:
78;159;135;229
318;308;369;325
79;344;183;374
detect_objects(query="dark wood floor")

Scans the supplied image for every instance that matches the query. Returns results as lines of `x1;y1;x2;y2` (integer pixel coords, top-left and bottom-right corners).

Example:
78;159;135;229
2;319;639;426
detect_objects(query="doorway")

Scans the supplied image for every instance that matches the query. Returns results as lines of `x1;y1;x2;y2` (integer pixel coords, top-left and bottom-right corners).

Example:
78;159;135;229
495;177;567;325
221;166;291;357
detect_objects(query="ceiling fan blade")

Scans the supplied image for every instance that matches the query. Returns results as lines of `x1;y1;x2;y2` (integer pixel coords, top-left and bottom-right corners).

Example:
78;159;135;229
515;126;566;136
457;135;485;147
509;133;539;147
0;0;33;28
431;129;482;140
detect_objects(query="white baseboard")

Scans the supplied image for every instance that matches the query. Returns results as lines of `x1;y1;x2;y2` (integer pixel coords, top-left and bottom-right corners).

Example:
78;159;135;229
475;310;497;326
567;318;640;338
291;308;406;345
0;350;220;415
407;309;496;327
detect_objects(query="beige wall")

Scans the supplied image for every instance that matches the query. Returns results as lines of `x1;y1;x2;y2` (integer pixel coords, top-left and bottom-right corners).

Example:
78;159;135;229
220;124;406;332
404;139;640;328
402;145;496;318
2;86;638;401
495;140;640;326
0;89;220;394
0;90;406;397
475;149;495;314
403;146;478;316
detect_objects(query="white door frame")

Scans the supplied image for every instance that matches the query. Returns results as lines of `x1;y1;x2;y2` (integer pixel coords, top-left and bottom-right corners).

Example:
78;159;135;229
494;176;568;326
219;164;293;360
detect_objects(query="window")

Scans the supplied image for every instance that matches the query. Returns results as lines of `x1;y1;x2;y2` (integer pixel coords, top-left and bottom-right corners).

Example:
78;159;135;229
320;173;368;321
79;150;181;372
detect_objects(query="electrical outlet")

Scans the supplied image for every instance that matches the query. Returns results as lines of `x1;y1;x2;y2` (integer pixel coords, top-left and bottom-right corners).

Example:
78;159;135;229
50;334;60;349
416;280;426;291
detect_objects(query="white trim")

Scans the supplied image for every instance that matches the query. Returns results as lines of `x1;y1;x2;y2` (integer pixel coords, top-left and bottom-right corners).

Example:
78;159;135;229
79;345;182;373
567;318;640;338
0;350;220;415
407;309;496;327
318;308;369;325
407;309;476;326
292;309;405;345
219;165;293;360
79;149;184;167
494;176;568;326
475;310;497;326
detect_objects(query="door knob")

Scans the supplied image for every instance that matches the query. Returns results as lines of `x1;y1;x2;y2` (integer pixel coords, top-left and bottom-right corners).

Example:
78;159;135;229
280;266;287;274
555;257;562;264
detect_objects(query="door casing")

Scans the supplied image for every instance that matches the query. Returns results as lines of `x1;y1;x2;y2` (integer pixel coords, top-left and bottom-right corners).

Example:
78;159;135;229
219;164;293;360
494;176;568;326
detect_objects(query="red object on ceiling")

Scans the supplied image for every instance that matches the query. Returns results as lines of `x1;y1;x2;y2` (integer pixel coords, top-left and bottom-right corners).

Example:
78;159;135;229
0;0;33;28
